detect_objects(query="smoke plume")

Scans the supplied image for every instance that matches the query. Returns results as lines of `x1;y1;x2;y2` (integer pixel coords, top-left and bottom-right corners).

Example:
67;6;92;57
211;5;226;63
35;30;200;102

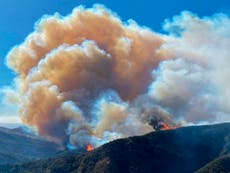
5;5;230;147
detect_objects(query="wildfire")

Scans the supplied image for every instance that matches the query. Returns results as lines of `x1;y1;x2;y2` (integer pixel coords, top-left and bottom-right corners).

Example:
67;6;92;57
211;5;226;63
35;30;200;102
160;122;171;130
158;122;178;131
86;144;94;151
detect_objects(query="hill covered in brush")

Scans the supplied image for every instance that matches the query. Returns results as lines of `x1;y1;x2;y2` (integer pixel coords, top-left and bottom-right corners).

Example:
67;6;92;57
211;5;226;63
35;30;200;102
0;126;61;165
195;154;230;173
1;123;230;173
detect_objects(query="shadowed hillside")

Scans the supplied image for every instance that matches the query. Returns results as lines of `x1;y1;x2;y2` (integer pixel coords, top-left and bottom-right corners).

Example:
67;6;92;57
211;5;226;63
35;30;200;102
1;123;230;173
195;154;230;173
0;126;61;165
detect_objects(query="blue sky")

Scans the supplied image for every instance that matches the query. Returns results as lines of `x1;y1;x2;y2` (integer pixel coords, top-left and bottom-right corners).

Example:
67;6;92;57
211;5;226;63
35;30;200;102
0;0;230;87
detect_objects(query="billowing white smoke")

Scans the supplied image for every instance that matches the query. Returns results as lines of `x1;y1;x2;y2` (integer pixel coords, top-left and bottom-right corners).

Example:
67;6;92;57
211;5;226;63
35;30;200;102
4;6;230;148
151;11;230;123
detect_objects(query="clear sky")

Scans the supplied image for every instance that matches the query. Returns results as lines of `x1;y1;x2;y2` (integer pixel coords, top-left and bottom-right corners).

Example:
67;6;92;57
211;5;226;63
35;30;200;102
0;0;229;125
0;0;229;86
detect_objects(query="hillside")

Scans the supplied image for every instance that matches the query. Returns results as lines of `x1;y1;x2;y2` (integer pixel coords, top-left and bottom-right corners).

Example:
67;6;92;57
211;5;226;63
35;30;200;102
195;154;230;173
1;123;230;173
0;126;61;165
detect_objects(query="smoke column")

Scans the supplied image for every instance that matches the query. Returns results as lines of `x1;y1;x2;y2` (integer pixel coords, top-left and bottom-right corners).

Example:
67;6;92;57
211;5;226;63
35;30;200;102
5;5;230;147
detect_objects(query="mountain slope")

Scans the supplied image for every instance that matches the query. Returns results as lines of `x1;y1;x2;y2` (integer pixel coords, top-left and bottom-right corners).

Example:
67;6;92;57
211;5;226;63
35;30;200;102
0;126;61;165
195;154;230;173
2;123;230;173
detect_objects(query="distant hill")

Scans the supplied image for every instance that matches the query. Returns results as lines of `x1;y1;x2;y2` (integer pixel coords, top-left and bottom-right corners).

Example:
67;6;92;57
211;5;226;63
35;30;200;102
2;123;230;173
0;123;21;129
0;126;61;165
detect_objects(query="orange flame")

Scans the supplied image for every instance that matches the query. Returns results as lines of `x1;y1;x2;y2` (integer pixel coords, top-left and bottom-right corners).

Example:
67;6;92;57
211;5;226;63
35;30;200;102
160;122;171;130
159;122;179;130
87;144;94;151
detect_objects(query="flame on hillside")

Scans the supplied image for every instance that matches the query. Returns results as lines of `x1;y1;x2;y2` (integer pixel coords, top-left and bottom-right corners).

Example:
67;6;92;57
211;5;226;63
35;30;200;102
159;122;171;130
87;144;94;151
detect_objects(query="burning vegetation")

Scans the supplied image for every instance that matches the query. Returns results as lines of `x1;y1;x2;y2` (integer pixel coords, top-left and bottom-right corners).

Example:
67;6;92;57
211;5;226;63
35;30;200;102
148;116;178;131
86;144;94;152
